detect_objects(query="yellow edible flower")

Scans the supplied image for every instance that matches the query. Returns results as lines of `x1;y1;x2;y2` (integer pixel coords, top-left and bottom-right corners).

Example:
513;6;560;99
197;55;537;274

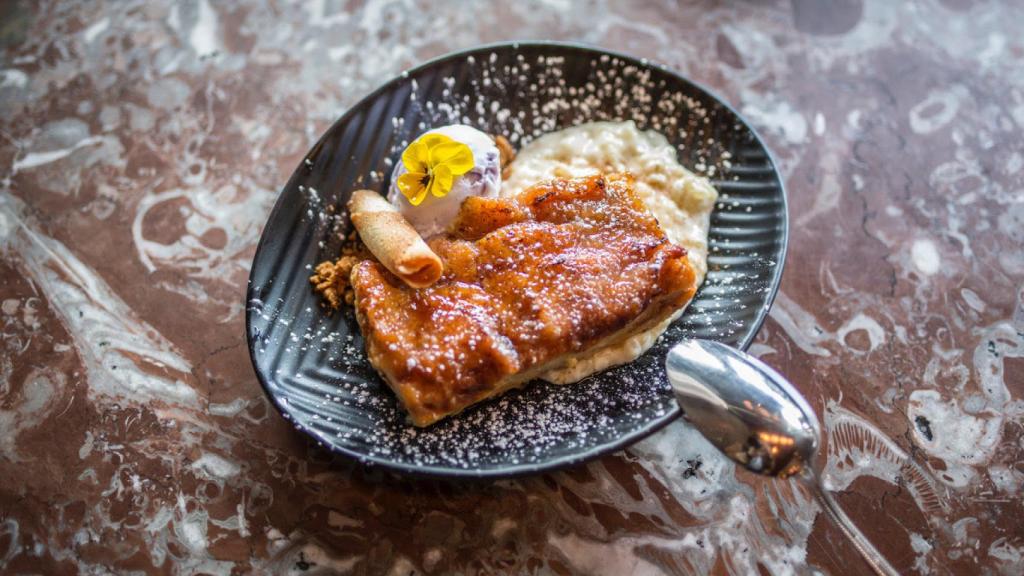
396;133;474;206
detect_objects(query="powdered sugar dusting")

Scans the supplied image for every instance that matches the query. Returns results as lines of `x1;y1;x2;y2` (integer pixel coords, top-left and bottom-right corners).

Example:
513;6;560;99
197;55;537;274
382;51;734;179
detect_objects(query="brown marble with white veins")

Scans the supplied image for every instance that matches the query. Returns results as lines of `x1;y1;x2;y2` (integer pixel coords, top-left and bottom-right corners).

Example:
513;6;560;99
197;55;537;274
1;0;1023;574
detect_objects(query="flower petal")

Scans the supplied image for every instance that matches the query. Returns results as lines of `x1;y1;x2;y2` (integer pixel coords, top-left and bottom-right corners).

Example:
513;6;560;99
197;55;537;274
401;139;430;174
411;184;429;206
431;141;474;176
430;164;454;198
420;133;452;150
397;172;427;205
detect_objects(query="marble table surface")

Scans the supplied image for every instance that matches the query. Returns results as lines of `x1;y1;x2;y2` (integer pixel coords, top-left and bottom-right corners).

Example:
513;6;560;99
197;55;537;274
1;0;1022;574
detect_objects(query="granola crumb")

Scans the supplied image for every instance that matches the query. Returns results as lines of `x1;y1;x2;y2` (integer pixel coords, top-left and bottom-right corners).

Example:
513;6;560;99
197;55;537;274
310;256;358;309
310;234;366;309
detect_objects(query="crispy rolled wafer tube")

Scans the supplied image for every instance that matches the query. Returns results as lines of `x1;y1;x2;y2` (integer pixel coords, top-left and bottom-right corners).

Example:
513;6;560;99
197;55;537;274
347;189;443;288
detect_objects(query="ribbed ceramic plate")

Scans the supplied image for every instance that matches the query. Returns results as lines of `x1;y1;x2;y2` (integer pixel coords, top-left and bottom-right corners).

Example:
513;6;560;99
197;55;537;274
246;42;787;478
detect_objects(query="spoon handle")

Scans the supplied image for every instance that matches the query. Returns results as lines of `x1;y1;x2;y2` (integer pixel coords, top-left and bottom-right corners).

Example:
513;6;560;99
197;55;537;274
803;471;899;576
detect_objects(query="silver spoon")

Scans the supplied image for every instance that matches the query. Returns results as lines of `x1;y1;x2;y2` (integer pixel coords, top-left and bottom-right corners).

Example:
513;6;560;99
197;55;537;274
666;339;899;576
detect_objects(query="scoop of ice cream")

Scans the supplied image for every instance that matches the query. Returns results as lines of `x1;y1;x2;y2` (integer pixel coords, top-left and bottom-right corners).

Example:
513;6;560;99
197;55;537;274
387;125;501;238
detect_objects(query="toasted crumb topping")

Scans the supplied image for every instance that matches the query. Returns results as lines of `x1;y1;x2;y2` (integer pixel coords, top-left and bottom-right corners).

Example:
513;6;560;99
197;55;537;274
310;233;366;309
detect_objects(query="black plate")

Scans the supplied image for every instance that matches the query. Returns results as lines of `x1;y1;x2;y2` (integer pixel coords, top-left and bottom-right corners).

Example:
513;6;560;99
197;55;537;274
246;42;787;478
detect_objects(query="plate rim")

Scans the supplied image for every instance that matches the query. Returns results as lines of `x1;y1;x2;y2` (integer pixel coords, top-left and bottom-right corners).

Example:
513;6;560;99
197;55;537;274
245;40;789;479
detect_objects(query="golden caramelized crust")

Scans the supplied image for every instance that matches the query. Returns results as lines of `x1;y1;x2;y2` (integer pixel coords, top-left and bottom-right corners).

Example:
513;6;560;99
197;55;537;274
351;174;698;426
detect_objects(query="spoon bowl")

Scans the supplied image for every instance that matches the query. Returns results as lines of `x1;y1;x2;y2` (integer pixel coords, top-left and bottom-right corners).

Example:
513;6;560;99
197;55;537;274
666;339;819;478
666;339;899;576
